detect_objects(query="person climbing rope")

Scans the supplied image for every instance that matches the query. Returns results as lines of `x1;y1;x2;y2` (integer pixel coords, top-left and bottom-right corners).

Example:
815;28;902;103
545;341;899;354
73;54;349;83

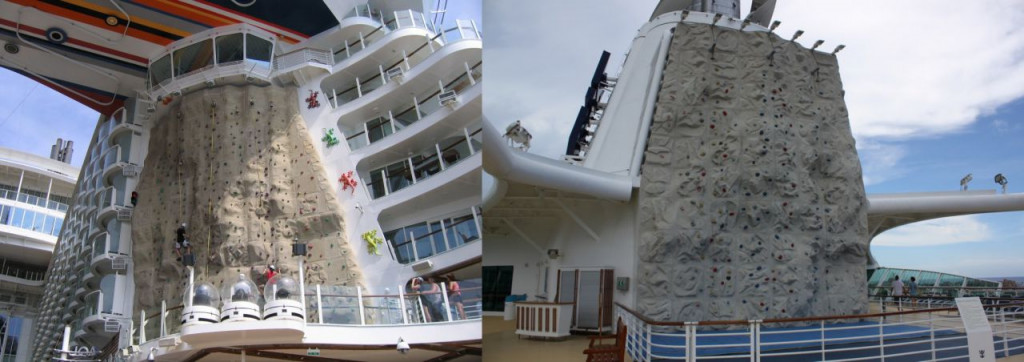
175;222;192;262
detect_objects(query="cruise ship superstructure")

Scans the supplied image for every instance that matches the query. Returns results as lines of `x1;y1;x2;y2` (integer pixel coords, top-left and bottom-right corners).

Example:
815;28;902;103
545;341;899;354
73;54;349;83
0;0;481;360
483;0;1024;333
0;146;78;361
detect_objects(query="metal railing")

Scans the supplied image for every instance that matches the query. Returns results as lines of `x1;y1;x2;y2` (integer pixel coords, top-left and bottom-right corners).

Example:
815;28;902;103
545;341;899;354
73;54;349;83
273;48;333;72
0;188;70;212
343;61;481;150
136;279;482;343
364;127;481;199
326;21;481;108
616;299;1024;361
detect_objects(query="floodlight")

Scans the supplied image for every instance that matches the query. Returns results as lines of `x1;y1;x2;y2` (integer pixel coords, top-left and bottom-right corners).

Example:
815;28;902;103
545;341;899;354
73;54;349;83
681;10;690;20
769;20;781;32
791;30;804;42
740;19;752;31
811;40;824;51
831;44;846;55
712;13;723;26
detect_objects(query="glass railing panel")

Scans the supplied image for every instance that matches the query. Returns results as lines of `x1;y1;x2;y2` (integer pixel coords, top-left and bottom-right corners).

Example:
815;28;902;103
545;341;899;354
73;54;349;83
319;285;361;324
411;153;442;181
345;130;369;151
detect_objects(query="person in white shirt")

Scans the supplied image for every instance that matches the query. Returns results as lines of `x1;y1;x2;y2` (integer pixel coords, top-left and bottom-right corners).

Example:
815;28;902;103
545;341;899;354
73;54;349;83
891;275;905;311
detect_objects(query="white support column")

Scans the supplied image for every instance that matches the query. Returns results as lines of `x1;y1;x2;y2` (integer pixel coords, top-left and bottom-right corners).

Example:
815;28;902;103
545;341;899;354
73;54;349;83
15;170;24;200
356;78;363;97
357;286;366;325
60;325;71;361
464;128;475;154
413;96;422;120
381;169;390;196
46;178;54;207
139;310;146;343
440;282;453;321
316;284;323;324
363;122;371;146
408;158;417;184
398;286;409;324
160;300;167;337
299;257;306;325
436;144;446;171
465;62;476;85
332;89;338;108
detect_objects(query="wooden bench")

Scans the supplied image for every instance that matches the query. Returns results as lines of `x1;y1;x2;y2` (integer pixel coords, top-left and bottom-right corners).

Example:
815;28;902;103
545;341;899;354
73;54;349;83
583;318;627;362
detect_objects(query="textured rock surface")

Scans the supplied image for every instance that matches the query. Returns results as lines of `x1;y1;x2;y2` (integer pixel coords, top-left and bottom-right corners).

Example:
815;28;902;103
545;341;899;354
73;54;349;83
637;23;868;321
131;85;363;314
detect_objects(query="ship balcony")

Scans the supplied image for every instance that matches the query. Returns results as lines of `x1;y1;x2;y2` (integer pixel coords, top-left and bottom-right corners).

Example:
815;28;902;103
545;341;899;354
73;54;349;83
96;186;129;225
82;290;120;337
323;26;480;122
108;119;142;148
101;145;130;185
83;269;100;289
345;72;481;160
363;129;481;205
90;232;128;275
329;8;447;66
384;209;482;269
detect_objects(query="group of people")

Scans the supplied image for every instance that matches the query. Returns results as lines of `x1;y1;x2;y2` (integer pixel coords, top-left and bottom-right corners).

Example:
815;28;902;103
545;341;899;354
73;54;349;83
889;275;919;310
410;274;466;321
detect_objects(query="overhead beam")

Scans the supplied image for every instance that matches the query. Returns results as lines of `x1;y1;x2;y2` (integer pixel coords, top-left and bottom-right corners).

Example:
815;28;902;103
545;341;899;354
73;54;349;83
501;218;547;256
550;197;600;242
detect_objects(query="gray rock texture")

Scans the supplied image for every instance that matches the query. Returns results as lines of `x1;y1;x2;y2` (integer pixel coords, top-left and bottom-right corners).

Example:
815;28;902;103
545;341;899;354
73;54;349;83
637;22;869;321
131;85;363;315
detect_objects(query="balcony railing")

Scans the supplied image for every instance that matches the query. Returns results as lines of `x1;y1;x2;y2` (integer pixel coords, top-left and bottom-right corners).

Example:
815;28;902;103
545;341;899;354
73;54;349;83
384;210;481;264
272;48;332;72
331;8;442;64
0;257;47;281
364;127;481;199
136;278;483;343
0;202;64;237
343;61;481;151
325;22;481;109
0;188;70;212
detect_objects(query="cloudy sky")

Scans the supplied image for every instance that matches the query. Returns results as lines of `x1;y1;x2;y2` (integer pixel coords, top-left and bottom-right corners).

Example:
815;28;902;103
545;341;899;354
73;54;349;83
484;0;1024;278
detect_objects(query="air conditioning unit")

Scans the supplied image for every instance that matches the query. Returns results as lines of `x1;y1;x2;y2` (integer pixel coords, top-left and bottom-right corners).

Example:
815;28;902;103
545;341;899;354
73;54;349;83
411;260;433;271
438;90;458;108
117;208;132;221
386;67;404;83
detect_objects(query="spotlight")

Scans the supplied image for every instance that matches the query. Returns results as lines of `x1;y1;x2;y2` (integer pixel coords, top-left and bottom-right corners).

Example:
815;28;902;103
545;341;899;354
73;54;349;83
811;40;824;51
769;20;781;33
831;44;846;55
681;10;690;20
790;30;804;42
148;347;156;361
711;13;723;26
740;19;752;31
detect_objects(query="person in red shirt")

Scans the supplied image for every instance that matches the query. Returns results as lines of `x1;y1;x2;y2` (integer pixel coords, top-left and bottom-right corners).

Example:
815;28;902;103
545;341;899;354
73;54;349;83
265;264;277;282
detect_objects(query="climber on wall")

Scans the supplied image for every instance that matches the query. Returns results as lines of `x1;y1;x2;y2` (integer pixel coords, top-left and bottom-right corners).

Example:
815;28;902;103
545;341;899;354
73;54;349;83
130;191;138;207
175;222;193;262
265;264;277;282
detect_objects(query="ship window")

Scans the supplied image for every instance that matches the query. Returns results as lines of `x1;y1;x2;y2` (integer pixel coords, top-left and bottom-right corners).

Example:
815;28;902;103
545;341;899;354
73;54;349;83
150;55;172;86
245;34;272;69
173;39;214;77
216;33;244;65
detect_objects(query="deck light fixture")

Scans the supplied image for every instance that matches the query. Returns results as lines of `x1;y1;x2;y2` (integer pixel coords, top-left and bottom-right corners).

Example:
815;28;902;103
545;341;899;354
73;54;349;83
397;337;410;354
769;20;781;33
831;44;846;55
711;13;723;26
740;19;752;31
147;347;156;361
811;40;824;51
790;30;804;42
681;10;690;20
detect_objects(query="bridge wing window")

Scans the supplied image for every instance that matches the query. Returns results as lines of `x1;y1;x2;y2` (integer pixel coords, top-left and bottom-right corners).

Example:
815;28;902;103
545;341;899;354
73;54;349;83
245;34;273;69
173;39;214;77
150;55;172;86
216;33;244;65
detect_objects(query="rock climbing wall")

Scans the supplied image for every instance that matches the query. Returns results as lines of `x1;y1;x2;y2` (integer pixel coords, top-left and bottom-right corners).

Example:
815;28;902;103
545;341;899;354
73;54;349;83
636;23;869;322
131;85;364;314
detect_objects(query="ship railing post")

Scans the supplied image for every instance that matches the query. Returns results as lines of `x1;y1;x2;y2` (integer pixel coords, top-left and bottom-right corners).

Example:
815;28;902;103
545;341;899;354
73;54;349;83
357;286;366;325
139;309;146;344
464;128;475;154
436;144;446;171
316;284;323;324
471;19;480;39
398;285;409;324
408;158;418;184
389;111;397;134
379;64;387;85
441;282;452;321
359;32;366;50
363;122;371;146
413;96;422;120
465;61;476;85
356;77;362;97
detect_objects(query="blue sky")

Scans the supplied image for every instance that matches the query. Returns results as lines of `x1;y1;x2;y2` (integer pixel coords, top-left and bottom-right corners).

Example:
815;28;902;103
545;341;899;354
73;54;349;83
484;0;1024;279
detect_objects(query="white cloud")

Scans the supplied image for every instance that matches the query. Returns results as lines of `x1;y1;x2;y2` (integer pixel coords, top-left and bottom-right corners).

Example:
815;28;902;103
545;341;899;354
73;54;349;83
873;215;991;247
857;141;907;186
